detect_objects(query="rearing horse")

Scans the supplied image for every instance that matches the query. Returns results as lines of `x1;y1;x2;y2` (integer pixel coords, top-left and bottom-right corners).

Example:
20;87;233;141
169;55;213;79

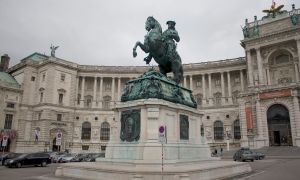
133;16;183;84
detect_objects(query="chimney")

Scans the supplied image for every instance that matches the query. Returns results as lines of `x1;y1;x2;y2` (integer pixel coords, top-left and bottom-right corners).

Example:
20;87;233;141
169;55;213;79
0;54;10;72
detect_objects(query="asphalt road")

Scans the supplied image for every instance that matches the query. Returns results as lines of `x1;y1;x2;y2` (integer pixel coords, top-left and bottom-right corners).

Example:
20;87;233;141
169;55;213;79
231;158;300;180
1;159;300;180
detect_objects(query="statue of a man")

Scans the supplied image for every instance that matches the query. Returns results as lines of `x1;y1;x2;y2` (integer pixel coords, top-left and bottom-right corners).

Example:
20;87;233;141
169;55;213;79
50;44;59;57
143;20;180;64
162;21;180;58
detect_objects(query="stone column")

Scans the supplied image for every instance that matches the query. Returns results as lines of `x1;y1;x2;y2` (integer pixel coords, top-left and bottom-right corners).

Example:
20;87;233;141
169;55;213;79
92;76;97;107
80;76;85;107
189;75;193;91
227;71;232;104
266;66;271;85
183;76;187;88
111;77;115;102
202;74;206;105
221;72;225;104
246;50;254;86
75;76;79;106
99;77;103;108
208;73;213;105
294;63;299;83
292;95;300;137
256;48;265;85
256;98;263;139
117;77;121;101
297;39;300;74
240;70;245;92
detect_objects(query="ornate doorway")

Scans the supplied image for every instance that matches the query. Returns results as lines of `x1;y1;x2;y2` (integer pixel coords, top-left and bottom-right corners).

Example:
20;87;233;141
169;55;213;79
267;104;292;146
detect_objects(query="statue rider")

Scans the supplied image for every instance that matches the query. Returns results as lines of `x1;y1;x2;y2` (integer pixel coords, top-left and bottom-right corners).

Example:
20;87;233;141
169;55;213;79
144;20;180;64
162;20;180;58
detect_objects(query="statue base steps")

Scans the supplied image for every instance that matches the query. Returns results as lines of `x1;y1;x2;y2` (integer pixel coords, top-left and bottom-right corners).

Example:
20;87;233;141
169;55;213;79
55;160;251;180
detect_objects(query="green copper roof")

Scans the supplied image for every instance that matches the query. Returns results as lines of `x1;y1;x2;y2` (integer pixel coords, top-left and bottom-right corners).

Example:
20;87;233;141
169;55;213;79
0;72;20;87
22;52;49;62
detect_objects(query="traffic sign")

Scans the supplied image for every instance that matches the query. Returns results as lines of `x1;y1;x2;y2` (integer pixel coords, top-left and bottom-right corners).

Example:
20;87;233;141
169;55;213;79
2;136;8;147
158;125;166;143
56;138;62;146
56;132;62;140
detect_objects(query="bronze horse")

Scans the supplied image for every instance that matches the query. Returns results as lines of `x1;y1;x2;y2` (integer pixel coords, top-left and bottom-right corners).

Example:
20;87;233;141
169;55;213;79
133;16;183;84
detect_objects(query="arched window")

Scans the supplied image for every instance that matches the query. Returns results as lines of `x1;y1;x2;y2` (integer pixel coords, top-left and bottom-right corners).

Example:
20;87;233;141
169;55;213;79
103;96;111;110
85;95;93;108
233;119;241;140
214;121;224;140
81;122;91;140
195;93;203;106
100;122;110;141
214;92;222;106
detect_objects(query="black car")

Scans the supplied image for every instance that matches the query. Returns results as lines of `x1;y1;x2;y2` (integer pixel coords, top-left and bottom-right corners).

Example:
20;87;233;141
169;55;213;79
5;152;51;168
0;153;22;165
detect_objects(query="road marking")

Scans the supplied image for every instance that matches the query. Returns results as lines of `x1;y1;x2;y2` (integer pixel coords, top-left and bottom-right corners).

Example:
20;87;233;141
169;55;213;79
238;171;266;180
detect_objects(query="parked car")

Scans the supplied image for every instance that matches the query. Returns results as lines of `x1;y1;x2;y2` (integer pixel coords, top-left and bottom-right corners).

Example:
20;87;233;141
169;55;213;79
52;152;67;163
83;153;105;162
253;152;265;160
0;153;22;165
5;152;51;168
70;153;89;162
233;147;254;162
59;154;77;163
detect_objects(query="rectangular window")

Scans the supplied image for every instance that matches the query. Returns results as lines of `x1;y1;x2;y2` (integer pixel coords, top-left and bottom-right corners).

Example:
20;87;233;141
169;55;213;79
6;102;15;108
42;73;46;81
58;93;63;104
215;79;220;87
4;114;13;129
57;114;62;121
101;146;106;151
82;145;89;150
196;80;202;87
38;113;41;120
60;73;65;82
40;92;44;103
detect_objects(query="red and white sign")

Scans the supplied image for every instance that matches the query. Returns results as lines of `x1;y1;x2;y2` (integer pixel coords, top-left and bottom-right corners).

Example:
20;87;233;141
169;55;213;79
56;131;62;146
2;136;8;147
158;125;166;143
56;132;62;139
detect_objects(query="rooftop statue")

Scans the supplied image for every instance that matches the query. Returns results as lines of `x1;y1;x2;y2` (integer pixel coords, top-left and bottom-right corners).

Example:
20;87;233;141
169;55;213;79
133;16;183;84
263;1;284;18
50;44;59;57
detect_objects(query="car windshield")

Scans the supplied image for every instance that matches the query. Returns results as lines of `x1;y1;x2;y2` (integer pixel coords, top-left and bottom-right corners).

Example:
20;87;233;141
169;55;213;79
244;151;252;154
17;154;28;158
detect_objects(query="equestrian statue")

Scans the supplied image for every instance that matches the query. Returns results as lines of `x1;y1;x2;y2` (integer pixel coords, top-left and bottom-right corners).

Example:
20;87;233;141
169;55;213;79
133;16;183;84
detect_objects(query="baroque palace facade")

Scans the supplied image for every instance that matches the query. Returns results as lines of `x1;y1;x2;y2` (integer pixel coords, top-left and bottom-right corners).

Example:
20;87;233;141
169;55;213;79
1;4;300;153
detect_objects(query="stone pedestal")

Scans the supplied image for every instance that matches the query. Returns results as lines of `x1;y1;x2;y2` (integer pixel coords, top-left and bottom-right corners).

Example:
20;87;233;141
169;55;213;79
105;99;212;163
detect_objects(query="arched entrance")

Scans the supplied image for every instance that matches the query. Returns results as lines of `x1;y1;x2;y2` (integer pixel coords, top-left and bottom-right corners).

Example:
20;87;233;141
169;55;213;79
267;104;292;146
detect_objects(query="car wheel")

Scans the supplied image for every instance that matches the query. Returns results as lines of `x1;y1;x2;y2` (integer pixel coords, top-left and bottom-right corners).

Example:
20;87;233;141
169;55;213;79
251;159;254;162
259;156;263;160
41;161;47;167
16;162;22;168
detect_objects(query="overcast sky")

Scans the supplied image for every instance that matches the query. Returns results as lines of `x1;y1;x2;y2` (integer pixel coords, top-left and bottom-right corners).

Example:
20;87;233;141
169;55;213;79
0;0;297;67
